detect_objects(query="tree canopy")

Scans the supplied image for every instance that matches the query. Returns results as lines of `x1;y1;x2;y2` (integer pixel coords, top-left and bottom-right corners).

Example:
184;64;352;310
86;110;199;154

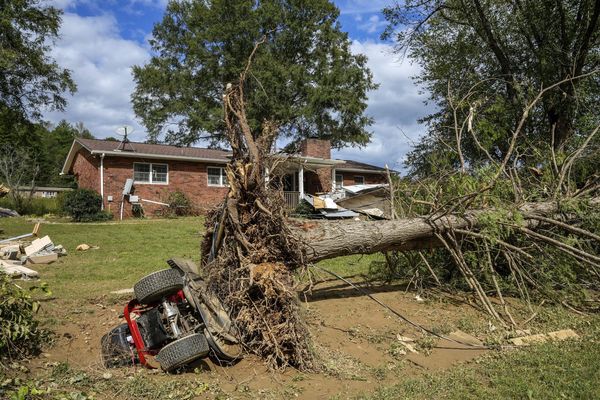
132;0;377;148
383;0;600;177
0;0;76;120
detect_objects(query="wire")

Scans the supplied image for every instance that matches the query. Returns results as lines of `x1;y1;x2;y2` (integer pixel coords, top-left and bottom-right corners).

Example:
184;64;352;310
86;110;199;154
311;265;492;350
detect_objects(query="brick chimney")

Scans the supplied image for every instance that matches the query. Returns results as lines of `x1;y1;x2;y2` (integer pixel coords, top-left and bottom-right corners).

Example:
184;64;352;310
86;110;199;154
299;138;331;159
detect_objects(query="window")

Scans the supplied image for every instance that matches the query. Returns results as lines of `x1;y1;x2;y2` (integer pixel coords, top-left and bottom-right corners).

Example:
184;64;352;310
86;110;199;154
134;163;168;184
207;166;228;186
354;176;364;185
335;173;344;188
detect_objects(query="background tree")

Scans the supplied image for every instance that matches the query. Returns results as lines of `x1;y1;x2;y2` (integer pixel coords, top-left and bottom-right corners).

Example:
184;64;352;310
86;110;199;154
383;0;600;177
0;0;76;120
132;0;377;148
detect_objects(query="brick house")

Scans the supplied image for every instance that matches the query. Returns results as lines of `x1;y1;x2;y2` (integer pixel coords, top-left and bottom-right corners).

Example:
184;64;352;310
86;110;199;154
61;138;388;218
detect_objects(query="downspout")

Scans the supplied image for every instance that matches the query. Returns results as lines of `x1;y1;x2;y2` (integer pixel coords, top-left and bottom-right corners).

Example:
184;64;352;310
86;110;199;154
100;153;105;210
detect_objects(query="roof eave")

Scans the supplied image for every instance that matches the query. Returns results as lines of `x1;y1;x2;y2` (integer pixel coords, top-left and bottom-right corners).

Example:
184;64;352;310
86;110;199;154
334;167;387;174
89;150;230;164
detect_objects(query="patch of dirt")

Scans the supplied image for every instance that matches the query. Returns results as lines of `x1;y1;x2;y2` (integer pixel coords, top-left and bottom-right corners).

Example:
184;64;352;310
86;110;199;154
27;278;492;399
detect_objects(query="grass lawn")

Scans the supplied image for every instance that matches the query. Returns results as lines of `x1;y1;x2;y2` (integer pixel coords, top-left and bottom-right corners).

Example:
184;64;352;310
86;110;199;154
1;216;599;399
1;216;205;299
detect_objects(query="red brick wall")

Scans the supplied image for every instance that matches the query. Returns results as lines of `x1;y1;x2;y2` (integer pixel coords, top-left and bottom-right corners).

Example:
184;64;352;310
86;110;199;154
336;171;386;186
299;139;331;159
72;150;229;218
72;151;99;191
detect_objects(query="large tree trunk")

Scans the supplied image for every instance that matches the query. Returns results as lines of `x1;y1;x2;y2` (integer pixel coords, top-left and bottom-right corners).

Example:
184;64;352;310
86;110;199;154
292;199;563;263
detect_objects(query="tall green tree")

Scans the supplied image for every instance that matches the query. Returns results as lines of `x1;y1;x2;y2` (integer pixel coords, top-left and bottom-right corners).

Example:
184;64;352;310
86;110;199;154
0;0;76;120
132;0;377;148
383;0;600;176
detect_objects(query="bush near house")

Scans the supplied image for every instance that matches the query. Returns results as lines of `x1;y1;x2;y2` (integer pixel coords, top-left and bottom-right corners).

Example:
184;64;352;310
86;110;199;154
162;190;196;217
60;189;112;222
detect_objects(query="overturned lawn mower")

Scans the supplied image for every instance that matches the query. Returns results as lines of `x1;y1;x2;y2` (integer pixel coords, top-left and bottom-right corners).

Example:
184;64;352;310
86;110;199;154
101;258;242;372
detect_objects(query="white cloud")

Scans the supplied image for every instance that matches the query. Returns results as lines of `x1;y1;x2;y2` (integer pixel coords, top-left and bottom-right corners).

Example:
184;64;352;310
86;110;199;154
43;12;151;141
333;41;431;172
42;9;431;172
358;14;387;34
335;0;390;15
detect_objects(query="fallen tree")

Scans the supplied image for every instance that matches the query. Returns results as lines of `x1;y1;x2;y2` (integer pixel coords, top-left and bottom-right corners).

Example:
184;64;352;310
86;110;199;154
292;199;575;262
200;39;599;370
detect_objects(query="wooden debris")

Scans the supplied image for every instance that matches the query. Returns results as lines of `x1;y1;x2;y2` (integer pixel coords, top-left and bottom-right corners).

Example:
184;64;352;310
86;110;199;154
25;235;53;256
447;330;484;346
396;334;419;353
27;253;58;265
509;329;579;346
0;260;39;279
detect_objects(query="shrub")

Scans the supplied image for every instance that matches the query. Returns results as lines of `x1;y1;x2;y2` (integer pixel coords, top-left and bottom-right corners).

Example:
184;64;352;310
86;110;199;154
162;190;195;217
61;189;112;222
0;273;49;359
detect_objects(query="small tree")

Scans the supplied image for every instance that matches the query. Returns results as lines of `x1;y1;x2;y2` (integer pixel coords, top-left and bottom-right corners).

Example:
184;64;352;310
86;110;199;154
0;145;40;214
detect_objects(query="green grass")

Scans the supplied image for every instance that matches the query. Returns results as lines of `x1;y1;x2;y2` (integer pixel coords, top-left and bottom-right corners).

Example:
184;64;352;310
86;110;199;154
2;217;599;399
0;216;204;299
360;332;600;399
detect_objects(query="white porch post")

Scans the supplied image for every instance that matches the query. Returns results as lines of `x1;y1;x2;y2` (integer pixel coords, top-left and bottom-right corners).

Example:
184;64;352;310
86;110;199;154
331;168;336;191
298;165;304;201
99;153;105;210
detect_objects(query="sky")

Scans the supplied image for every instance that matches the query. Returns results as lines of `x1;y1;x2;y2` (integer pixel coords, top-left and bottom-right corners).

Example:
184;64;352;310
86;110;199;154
44;0;431;171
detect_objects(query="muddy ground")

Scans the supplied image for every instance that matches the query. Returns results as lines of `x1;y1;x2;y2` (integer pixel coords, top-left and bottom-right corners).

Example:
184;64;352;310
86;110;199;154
26;277;494;399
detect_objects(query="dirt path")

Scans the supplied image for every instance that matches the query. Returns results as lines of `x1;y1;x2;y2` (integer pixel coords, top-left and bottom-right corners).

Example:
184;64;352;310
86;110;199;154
29;278;490;399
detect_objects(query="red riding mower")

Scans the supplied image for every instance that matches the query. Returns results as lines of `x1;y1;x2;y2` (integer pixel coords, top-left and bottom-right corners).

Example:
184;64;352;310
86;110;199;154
101;258;242;372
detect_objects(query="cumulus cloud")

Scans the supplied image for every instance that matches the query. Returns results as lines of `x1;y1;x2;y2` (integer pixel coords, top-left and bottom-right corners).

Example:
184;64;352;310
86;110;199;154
332;41;431;172
43;12;150;141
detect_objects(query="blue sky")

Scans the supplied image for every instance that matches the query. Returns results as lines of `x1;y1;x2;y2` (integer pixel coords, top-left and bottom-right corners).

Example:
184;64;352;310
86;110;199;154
46;0;430;171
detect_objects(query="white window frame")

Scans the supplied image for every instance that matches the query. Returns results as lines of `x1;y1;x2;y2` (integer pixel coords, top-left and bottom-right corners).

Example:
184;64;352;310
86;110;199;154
133;162;169;185
354;175;365;185
207;166;228;187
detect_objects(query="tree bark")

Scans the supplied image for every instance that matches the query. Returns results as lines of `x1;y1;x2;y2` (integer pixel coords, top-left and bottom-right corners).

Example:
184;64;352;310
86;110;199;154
292;199;565;263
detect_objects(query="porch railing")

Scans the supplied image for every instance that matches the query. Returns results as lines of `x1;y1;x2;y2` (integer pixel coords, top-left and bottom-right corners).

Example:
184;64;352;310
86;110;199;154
283;191;300;210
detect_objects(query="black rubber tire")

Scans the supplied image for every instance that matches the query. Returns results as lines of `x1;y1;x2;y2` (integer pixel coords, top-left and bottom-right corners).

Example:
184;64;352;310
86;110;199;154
134;269;183;304
156;333;209;372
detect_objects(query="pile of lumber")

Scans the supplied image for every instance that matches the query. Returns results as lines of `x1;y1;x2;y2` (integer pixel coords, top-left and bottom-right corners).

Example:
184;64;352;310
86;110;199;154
0;235;67;279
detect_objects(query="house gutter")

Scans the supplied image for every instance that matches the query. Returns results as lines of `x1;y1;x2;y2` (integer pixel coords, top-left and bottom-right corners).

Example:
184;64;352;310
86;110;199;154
100;153;105;210
89;150;230;164
335;168;387;174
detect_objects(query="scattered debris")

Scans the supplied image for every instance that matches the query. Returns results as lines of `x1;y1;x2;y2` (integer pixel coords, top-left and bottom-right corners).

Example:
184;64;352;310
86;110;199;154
303;193;359;219
110;288;134;295
25;235;54;256
0;223;41;244
76;243;99;251
396;334;419;353
0;228;66;278
27;253;59;265
447;330;483;346
0;260;39;279
334;185;391;219
509;329;579;346
0;207;19;218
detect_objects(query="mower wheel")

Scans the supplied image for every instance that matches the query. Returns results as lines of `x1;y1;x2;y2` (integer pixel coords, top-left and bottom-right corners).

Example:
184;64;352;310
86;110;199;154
134;269;183;304
156;333;209;372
